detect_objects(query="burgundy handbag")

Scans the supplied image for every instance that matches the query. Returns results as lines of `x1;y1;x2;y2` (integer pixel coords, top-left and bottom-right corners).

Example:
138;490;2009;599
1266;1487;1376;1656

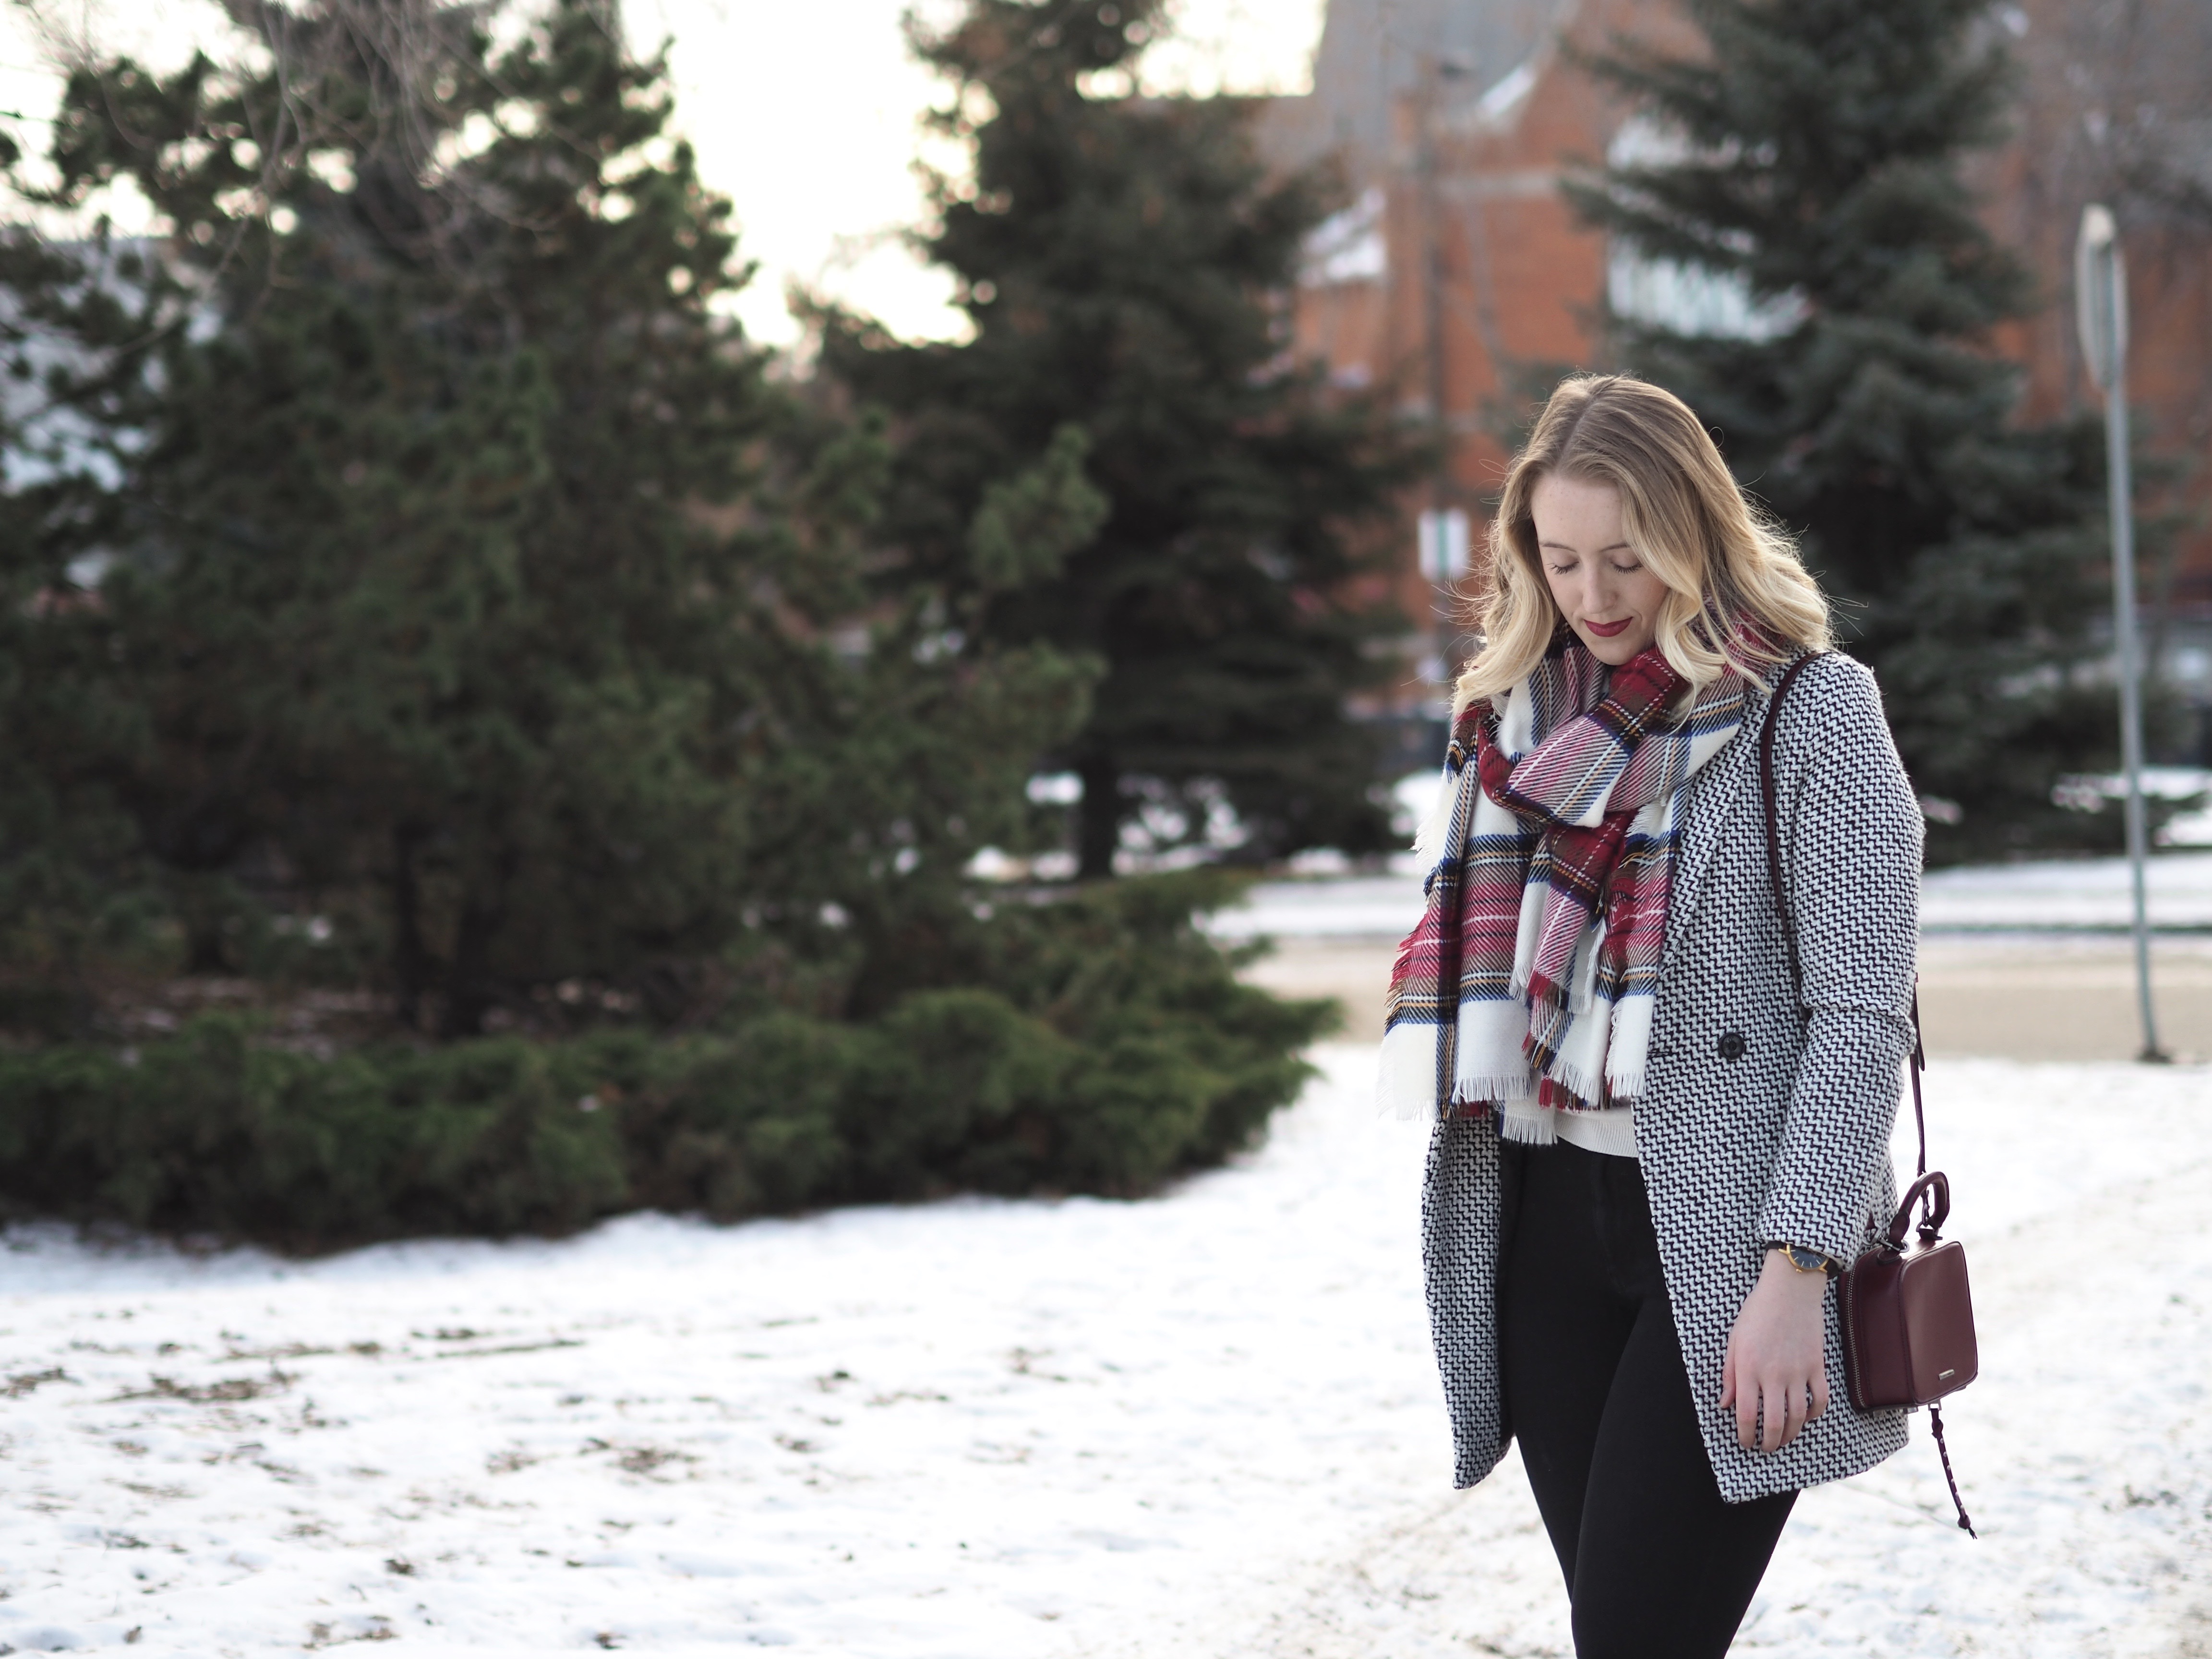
1762;654;1979;1535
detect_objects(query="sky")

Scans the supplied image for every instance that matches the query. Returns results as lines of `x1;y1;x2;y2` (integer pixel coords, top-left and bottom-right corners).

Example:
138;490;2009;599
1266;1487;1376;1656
0;0;1327;346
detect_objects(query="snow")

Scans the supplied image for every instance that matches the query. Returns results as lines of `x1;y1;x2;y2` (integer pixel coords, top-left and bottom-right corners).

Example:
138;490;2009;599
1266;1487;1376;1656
1203;874;1426;941
1919;851;2212;932
2;1046;2208;1656
1206;851;2212;942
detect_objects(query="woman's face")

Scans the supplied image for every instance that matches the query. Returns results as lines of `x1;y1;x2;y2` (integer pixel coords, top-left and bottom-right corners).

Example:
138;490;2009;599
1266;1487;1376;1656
1530;471;1670;667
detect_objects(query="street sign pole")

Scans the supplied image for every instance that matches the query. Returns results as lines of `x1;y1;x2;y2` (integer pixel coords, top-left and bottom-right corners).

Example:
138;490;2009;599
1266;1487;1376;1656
2076;204;2166;1063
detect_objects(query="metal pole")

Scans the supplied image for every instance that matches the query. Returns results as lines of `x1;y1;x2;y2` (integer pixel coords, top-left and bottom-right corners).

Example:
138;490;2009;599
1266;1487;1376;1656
1416;54;1453;690
2078;204;2165;1062
2107;376;2164;1060
1412;53;1470;697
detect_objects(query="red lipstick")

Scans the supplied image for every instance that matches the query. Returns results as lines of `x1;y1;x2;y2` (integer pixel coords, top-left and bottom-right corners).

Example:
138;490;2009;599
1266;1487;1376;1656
1584;617;1632;638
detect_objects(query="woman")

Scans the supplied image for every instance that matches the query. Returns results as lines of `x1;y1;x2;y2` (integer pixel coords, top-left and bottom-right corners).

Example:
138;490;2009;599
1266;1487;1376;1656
1382;375;1921;1657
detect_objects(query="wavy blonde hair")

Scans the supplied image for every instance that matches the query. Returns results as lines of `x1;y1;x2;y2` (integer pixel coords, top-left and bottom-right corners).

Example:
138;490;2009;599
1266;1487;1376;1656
1454;374;1830;714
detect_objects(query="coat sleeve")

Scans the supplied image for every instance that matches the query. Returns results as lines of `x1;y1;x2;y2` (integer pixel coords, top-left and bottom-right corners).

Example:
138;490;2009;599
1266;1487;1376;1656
1751;655;1923;1266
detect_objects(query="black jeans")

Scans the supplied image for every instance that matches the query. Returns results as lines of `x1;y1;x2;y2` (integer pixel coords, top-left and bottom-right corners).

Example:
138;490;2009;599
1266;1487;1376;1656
1501;1140;1794;1659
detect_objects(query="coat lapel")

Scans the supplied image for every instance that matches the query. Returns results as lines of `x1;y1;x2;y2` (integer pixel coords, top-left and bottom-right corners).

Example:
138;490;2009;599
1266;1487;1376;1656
1660;676;1779;972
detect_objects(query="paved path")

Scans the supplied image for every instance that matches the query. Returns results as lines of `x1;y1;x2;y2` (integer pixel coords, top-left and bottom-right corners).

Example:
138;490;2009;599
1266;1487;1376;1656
1222;857;2212;1062
1208;853;2212;944
1241;934;2212;1062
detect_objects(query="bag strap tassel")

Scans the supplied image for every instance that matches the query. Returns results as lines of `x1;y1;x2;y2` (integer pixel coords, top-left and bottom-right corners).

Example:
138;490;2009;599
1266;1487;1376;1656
1928;1403;1976;1537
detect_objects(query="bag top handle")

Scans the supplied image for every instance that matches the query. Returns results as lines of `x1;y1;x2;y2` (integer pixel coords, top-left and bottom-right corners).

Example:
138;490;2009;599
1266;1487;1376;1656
1758;652;1933;1195
1887;1170;1950;1247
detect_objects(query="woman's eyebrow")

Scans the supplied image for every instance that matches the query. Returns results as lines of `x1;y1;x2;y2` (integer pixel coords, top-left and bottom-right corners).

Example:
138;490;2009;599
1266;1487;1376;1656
1539;540;1635;554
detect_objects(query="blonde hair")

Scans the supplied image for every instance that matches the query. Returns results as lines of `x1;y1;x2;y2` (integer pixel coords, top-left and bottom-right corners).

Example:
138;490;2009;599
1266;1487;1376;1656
1454;374;1830;713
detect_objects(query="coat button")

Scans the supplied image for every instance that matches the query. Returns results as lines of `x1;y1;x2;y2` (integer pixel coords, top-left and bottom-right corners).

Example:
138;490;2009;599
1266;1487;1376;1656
1717;1032;1747;1061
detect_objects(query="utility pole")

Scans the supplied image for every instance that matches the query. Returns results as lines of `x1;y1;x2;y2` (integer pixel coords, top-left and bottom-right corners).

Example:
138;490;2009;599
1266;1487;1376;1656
2076;203;2167;1063
1412;52;1467;698
1416;54;1449;482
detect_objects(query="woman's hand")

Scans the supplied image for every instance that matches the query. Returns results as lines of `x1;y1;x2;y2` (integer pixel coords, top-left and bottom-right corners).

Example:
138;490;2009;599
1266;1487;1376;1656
1719;1249;1831;1452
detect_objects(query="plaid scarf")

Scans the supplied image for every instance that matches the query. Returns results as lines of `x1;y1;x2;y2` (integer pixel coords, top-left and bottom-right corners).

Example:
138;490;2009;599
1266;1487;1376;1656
1380;640;1751;1139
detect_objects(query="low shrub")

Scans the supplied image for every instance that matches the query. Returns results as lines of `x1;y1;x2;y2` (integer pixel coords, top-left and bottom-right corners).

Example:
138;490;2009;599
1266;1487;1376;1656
0;874;1334;1250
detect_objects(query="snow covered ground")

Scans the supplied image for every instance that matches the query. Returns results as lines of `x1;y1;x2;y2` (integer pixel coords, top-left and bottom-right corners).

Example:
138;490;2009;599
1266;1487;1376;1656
1918;851;2212;933
1204;851;2212;942
2;1046;2207;1657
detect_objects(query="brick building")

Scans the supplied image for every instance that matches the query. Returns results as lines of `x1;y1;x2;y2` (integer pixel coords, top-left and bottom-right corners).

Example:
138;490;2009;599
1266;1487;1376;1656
1259;0;2212;740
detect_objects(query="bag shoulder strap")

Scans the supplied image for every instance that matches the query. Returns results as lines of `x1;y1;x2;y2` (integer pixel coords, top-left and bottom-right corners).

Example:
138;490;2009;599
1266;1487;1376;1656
1758;652;1931;1185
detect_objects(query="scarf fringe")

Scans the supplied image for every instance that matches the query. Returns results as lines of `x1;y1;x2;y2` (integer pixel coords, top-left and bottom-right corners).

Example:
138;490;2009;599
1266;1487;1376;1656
1377;1022;1443;1121
1458;1072;1541;1106
1540;1053;1611;1112
1602;997;1655;1102
1513;970;1566;1011
1498;1104;1557;1145
1514;919;1608;1016
1454;1000;1538;1107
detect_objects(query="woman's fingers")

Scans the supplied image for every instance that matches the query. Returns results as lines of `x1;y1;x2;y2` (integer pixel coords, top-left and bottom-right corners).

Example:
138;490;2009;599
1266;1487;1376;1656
1741;1378;1776;1451
1728;1355;1764;1450
1753;1372;1831;1450
1723;1342;1759;1448
1730;1358;1823;1452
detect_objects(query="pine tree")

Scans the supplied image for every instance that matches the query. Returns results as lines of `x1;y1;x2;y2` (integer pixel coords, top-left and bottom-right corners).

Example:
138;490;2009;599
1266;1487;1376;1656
1568;0;2114;859
0;0;1339;1233
0;0;1087;1033
820;0;1425;878
0;225;161;1028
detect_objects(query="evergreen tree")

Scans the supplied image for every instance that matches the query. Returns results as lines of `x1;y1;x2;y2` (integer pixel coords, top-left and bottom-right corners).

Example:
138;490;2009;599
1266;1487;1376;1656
0;0;1339;1241
0;0;1087;1033
820;0;1424;878
0;226;161;1031
1568;0;2113;859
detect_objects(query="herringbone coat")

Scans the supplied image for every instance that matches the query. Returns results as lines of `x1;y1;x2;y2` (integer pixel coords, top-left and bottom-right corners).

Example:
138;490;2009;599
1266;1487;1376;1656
1420;651;1919;1503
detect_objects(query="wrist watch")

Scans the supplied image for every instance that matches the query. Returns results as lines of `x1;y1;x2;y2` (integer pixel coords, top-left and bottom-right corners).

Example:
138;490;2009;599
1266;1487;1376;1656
1773;1242;1838;1277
